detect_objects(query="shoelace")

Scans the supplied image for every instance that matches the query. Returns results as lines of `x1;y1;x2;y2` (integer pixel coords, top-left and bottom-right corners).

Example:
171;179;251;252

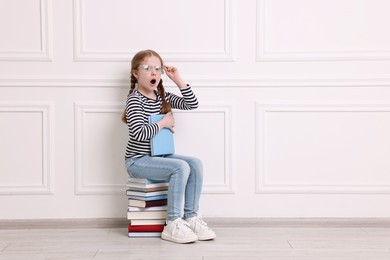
172;219;192;235
192;216;210;230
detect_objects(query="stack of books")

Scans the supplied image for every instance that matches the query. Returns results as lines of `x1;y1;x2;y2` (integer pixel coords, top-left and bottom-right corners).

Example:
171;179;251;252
126;178;169;238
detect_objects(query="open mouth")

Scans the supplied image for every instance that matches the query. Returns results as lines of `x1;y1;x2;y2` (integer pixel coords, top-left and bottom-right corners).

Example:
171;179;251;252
150;79;156;85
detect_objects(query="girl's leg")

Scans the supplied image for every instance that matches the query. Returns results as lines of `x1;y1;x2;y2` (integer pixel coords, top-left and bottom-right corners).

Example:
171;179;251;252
164;155;216;241
125;156;191;221
165;154;203;220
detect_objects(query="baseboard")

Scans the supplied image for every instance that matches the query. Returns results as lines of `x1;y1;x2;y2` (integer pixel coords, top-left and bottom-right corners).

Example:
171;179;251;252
1;218;390;230
0;218;128;230
207;217;390;228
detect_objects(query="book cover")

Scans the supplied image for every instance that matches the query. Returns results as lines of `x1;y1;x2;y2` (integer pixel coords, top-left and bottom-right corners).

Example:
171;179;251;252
128;206;168;212
128;178;168;185
126;194;168;201
149;114;174;156
127;210;167;220
128;232;162;238
128;199;167;208
126;190;168;197
126;185;168;192
130;219;166;226
128;224;165;233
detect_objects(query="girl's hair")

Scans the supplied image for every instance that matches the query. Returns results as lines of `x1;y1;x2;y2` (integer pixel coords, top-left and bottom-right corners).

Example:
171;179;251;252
121;50;171;123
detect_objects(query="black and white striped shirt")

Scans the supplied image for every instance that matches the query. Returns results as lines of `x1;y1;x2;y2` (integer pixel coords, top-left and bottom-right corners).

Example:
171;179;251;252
125;86;198;158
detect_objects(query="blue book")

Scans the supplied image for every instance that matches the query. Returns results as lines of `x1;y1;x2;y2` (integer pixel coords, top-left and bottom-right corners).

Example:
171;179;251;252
126;190;168;197
127;194;168;201
149;114;174;156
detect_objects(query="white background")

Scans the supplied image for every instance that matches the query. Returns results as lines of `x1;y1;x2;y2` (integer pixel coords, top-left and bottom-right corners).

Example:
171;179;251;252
1;0;390;219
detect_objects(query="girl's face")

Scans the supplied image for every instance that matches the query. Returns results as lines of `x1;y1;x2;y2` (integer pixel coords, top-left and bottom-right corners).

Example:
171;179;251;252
133;55;163;94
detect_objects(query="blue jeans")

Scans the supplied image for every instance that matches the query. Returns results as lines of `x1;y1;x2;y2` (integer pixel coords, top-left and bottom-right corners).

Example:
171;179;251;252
125;154;203;221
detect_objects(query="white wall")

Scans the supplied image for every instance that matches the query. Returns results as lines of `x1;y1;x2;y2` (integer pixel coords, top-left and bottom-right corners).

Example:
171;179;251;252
1;0;390;219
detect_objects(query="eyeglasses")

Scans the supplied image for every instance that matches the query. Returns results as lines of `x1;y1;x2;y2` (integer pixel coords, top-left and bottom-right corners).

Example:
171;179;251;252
138;64;164;74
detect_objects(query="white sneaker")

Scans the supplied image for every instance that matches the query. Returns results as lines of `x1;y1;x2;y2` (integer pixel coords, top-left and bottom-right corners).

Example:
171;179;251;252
161;218;198;244
186;216;216;241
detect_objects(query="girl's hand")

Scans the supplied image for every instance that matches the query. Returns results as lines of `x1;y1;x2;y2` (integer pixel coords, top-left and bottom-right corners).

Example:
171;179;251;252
158;112;175;133
164;66;187;89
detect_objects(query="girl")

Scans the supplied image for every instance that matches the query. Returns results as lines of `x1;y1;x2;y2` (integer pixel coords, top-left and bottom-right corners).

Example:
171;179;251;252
123;50;216;244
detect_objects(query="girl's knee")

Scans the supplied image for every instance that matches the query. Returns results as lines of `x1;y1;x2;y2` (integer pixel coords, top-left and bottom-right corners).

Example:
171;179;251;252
191;157;203;170
174;160;191;176
168;157;203;179
188;157;203;177
169;161;190;186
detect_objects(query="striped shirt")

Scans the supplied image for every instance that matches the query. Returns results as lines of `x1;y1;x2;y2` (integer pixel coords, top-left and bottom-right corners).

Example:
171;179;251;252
125;86;198;158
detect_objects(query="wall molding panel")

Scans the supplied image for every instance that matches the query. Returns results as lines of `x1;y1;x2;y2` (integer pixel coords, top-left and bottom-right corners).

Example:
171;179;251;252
74;102;128;195
0;103;54;194
74;102;234;195
256;0;390;61
175;103;234;194
73;0;233;62
0;0;53;61
255;102;390;194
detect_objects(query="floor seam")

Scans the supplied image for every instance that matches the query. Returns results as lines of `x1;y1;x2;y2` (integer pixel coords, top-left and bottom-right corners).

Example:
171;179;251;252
1;243;12;252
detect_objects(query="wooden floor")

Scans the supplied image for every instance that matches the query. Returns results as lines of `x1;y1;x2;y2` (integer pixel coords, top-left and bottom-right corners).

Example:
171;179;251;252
1;219;390;260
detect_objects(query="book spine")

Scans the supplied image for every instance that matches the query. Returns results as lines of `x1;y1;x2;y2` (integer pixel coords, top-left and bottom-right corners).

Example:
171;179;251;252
125;186;169;192
128;178;168;184
127;211;167;220
128;199;168;208
128;224;164;233
127;195;168;201
126;190;168;197
128;232;162;237
128;206;168;212
130;219;166;226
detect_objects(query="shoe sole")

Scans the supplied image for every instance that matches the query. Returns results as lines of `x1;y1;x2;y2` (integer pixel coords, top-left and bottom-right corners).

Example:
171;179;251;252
197;234;216;241
161;232;198;244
